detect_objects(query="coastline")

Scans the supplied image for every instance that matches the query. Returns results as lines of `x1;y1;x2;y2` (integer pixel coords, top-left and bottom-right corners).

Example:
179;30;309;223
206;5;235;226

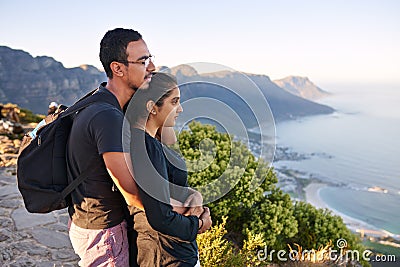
304;182;399;240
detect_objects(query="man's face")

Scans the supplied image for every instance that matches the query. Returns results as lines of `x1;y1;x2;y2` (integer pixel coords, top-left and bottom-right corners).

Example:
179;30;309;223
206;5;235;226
125;39;156;91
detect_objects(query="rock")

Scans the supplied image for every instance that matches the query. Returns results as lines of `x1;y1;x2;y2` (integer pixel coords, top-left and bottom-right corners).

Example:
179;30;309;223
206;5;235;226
0;231;10;242
0;198;22;209
4;157;17;167
0;131;78;265
57;213;70;225
47;223;68;232
0;207;10;215
0;169;15;182
0;228;14;240
36;262;57;267
51;249;79;261
0;184;20;198
8;256;36;267
0;134;20;168
0;216;14;229
15;240;50;258
11;207;57;230
0;246;13;262
15;240;50;257
0;144;16;154
30;229;71;249
12;139;21;147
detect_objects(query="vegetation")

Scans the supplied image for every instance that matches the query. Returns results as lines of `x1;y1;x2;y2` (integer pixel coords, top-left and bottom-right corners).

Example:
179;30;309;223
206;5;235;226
0;104;43;139
289;202;361;251
175;121;369;266
0;103;43;124
19;107;44;123
177;122;297;247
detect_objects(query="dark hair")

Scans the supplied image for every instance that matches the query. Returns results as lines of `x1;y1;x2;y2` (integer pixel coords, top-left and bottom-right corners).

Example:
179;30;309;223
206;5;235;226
126;72;178;125
100;28;142;78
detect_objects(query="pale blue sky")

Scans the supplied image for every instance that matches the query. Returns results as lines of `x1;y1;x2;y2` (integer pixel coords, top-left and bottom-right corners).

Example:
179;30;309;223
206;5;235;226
1;0;399;85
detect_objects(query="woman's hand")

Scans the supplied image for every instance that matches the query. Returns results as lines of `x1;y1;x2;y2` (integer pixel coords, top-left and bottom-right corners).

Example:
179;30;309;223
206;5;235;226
198;207;212;234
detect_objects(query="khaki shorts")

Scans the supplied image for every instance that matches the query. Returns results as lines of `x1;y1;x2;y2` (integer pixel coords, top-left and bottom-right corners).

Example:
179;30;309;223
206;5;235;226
69;220;129;267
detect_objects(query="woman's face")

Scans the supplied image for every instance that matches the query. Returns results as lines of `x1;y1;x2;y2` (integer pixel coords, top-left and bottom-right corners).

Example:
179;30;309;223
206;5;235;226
153;87;183;127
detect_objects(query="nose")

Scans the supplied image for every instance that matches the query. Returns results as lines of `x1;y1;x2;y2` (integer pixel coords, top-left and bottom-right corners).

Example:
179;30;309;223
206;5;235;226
177;103;183;113
147;60;156;73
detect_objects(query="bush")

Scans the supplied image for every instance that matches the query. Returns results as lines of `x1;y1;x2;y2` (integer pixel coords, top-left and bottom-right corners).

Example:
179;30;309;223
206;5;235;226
197;217;267;267
176;121;297;248
19;108;44;123
288;202;370;267
176;121;368;266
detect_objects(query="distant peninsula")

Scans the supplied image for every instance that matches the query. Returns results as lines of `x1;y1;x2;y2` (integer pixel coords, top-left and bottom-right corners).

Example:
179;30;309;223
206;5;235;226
273;76;331;100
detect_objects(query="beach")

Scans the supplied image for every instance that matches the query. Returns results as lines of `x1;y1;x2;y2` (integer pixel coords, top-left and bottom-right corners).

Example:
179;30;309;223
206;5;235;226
304;182;399;240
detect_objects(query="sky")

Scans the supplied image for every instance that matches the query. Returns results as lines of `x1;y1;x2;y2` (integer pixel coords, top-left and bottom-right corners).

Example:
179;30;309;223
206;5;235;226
1;0;399;86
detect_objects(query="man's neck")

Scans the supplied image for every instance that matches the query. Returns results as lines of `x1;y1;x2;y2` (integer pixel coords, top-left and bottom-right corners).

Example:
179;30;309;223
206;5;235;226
104;79;135;109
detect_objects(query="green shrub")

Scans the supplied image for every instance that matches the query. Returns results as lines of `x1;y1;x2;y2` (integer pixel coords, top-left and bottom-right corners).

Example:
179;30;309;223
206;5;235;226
177;122;297;248
177;121;368;266
197;217;267;267
19;108;44;123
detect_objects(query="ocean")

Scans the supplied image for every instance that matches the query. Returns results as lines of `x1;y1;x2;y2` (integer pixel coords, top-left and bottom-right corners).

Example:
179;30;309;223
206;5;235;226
272;83;400;235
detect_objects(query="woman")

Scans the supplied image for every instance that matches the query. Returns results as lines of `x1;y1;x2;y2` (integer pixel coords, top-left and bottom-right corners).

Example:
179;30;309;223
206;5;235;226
126;72;211;267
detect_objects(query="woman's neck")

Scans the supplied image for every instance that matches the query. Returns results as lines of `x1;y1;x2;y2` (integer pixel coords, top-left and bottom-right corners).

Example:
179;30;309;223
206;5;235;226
144;119;159;138
132;118;159;138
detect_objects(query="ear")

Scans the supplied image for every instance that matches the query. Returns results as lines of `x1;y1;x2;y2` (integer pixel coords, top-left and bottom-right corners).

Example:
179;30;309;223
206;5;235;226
110;62;125;77
146;100;156;115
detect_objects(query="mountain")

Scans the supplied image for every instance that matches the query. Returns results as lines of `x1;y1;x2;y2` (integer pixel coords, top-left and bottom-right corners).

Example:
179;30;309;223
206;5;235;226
273;76;330;100
0;46;105;114
161;65;334;127
0;46;334;124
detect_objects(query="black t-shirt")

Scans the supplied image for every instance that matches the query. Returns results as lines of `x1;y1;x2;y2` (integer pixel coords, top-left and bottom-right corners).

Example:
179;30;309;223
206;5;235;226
67;84;129;229
130;128;199;266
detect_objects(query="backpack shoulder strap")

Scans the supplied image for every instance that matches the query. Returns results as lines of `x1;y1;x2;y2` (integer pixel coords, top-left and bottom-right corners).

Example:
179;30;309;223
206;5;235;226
60;88;119;118
61;166;92;199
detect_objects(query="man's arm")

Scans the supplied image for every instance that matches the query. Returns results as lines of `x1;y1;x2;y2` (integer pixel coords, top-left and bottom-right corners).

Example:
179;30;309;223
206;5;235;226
103;151;144;209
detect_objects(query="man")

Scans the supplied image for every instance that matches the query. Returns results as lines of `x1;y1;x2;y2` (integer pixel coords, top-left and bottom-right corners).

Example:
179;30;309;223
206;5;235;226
47;101;58;115
67;28;154;266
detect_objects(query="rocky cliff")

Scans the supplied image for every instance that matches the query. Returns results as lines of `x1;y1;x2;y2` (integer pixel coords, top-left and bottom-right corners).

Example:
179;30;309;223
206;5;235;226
0;46;106;114
273;76;330;100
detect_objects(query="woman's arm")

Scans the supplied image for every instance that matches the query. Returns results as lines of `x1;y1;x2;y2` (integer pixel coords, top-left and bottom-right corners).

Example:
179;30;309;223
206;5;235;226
170;195;204;217
170;198;189;214
131;134;199;242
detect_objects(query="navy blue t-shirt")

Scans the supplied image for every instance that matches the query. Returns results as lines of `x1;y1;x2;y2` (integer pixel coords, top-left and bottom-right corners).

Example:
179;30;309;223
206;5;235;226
130;128;199;266
67;84;129;229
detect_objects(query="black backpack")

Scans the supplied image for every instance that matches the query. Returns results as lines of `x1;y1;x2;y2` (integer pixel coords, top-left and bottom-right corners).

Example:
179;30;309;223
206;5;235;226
17;88;116;213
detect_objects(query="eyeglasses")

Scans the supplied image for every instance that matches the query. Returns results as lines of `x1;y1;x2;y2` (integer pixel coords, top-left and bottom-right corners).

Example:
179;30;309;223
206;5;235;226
118;55;155;68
